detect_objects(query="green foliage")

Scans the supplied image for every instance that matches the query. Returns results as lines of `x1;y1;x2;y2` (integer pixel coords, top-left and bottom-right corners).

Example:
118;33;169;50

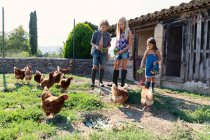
0;26;31;57
84;21;98;31
64;23;93;59
6;26;31;55
29;11;38;55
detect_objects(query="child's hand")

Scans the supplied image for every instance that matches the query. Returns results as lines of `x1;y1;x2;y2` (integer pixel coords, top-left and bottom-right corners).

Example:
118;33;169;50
153;61;157;65
117;50;124;55
140;64;144;68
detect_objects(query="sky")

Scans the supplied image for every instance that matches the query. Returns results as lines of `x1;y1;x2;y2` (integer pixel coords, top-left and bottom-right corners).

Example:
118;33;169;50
0;0;191;51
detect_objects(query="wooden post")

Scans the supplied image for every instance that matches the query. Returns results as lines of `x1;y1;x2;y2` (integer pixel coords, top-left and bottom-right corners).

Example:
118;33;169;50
202;11;208;82
194;13;202;81
189;15;196;81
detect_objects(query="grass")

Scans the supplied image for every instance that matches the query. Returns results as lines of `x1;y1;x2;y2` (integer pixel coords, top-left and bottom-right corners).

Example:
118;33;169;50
0;74;106;139
0;74;210;139
89;126;154;140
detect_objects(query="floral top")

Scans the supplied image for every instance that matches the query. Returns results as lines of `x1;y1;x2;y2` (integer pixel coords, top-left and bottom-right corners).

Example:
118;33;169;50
116;32;129;51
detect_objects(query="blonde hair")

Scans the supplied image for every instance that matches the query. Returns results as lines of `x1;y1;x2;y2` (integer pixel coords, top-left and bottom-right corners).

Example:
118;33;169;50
99;20;109;28
116;17;130;40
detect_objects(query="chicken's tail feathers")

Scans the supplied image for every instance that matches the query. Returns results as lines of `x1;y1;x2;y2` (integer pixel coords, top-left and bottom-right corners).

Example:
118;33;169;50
57;66;60;72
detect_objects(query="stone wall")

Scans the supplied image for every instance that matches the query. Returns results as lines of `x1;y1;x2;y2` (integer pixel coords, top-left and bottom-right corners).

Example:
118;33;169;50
0;58;92;75
104;59;134;81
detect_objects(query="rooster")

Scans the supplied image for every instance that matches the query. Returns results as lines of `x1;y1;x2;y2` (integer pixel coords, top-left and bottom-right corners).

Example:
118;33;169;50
139;80;154;111
40;72;55;89
59;77;73;93
111;84;128;104
41;87;69;118
34;70;45;84
24;65;33;84
14;67;26;83
57;66;71;74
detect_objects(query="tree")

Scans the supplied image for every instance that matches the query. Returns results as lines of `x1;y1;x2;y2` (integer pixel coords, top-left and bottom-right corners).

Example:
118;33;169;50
6;26;31;54
29;11;38;55
64;23;93;59
84;21;98;31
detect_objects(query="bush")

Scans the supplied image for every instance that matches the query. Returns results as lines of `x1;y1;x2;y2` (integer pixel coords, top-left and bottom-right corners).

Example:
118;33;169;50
64;23;93;59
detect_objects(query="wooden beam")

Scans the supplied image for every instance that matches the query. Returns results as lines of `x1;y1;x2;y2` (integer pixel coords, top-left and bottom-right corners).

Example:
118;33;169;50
202;11;208;82
184;20;191;82
194;13;202;81
189;15;195;81
180;25;185;79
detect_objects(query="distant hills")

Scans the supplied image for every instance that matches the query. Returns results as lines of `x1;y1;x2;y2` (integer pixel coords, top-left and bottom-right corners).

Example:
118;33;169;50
39;46;62;53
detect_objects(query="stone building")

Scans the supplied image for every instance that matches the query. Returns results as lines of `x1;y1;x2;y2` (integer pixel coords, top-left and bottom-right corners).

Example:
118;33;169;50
109;0;210;91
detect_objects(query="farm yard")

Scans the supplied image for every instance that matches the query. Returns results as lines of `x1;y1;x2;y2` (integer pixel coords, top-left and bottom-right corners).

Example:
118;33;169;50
0;72;210;140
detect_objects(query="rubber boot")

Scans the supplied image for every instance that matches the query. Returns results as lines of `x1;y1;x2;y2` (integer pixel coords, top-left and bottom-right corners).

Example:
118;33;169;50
90;69;97;87
145;82;151;89
151;83;155;93
121;69;127;87
107;70;119;86
99;69;104;87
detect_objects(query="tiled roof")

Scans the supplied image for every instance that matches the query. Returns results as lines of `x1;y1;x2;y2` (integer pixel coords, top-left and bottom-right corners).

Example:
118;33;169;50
110;0;210;31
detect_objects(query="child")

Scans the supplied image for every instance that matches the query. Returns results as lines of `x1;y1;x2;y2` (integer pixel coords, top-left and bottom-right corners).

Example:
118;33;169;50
107;17;132;87
90;20;111;87
140;37;161;92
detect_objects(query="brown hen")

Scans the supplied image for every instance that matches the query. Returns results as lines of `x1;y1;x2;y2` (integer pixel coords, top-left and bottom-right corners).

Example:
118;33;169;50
34;70;45;84
41;87;69;118
111;84;128;104
14;67;25;83
24;65;33;84
59;77;73;92
139;81;154;111
40;72;54;88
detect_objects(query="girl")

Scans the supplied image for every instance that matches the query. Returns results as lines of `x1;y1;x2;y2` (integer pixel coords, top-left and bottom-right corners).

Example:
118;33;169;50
108;17;132;87
140;37;161;92
90;20;111;87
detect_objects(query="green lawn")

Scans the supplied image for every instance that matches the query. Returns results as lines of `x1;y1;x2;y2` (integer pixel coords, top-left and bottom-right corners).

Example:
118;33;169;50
0;74;209;140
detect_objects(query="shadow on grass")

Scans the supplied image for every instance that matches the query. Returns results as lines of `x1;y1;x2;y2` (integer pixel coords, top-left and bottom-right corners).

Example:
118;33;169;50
47;115;75;132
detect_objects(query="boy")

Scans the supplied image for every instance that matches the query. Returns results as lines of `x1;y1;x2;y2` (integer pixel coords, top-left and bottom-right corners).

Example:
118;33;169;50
90;20;111;87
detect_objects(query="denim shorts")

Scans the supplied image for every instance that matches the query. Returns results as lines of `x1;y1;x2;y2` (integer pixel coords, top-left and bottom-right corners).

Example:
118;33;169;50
116;51;129;60
92;54;106;66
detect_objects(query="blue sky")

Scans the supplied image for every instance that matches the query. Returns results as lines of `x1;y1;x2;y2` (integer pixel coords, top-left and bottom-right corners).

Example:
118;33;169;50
0;0;190;50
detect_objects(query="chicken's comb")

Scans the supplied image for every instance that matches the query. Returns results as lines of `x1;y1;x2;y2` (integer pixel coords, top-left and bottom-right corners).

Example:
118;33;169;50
139;80;144;86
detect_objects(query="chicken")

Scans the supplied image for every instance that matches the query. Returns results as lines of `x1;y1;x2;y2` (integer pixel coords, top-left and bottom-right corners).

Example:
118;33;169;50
34;70;45;84
57;66;71;74
14;67;25;83
24;65;33;84
139;80;154;111
41;87;69;118
59;77;73;92
111;84;128;104
53;71;64;83
40;72;55;89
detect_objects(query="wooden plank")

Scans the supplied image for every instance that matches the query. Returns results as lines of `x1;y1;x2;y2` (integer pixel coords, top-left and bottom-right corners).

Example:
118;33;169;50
189;15;195;81
185;20;191;82
163;29;168;76
195;13;202;81
180;25;186;79
202;11;208;82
